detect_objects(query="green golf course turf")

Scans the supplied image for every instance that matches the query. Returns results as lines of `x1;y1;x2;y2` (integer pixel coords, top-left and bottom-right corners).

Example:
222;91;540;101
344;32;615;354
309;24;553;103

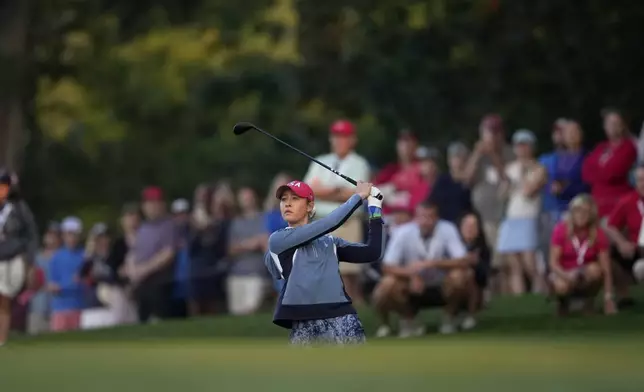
2;290;643;391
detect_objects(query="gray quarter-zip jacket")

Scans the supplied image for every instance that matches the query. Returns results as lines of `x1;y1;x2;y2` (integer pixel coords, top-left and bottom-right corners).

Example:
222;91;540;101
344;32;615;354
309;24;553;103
265;194;385;329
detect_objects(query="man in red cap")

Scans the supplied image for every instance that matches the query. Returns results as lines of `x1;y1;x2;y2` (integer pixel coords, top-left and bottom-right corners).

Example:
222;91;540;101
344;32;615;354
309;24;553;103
304;119;371;304
126;186;178;323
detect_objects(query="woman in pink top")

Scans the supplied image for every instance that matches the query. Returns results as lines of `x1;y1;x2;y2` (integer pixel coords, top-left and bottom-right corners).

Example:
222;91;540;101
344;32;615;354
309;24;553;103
549;194;616;316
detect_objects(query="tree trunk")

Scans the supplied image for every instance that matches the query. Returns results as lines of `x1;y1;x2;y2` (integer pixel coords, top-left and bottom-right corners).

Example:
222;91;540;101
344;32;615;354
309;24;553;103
0;0;30;172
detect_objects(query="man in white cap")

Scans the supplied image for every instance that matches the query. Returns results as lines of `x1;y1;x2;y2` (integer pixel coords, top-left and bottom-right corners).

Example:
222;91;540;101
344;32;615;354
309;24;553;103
171;199;190;223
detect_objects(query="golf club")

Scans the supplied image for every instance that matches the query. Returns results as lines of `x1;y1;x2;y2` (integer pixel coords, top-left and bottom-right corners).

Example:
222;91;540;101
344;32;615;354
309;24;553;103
232;122;383;200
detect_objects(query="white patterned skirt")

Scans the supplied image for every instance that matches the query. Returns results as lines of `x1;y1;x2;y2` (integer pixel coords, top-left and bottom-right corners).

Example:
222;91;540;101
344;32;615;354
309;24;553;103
496;217;539;254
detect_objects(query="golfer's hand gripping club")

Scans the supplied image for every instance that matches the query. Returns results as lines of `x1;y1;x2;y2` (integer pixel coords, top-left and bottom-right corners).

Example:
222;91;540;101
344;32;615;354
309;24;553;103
368;186;383;210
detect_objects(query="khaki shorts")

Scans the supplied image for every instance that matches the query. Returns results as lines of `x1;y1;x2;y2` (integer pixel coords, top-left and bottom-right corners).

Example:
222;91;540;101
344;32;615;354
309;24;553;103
0;256;25;298
332;217;364;275
226;276;266;315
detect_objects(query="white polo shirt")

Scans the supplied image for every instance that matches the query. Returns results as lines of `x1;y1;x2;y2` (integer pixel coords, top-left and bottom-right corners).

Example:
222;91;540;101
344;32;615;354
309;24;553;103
383;220;467;286
303;151;370;217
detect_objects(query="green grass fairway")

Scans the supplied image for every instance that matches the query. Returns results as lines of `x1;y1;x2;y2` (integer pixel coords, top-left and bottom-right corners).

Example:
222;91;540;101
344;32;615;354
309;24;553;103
2;290;644;391
2;338;643;391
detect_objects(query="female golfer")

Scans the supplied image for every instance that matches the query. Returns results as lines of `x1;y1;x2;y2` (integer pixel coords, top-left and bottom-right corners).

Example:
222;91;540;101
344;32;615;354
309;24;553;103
265;179;384;345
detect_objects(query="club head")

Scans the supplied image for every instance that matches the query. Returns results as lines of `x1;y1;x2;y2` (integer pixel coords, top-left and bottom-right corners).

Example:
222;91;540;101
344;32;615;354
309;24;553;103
232;122;256;136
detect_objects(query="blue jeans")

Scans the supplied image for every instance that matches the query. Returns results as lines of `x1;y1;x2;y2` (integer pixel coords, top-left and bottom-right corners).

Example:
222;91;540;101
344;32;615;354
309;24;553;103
289;314;366;346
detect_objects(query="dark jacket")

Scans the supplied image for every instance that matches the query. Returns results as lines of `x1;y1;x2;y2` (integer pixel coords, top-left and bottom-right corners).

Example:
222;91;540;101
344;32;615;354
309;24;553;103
428;174;473;223
189;219;231;278
0;200;38;264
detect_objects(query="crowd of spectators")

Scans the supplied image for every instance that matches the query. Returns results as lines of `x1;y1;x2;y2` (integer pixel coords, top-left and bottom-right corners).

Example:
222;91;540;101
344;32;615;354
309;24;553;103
9;109;644;339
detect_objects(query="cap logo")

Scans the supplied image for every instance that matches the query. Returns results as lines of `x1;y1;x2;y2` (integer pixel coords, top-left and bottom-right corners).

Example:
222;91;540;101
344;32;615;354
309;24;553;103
289;181;301;188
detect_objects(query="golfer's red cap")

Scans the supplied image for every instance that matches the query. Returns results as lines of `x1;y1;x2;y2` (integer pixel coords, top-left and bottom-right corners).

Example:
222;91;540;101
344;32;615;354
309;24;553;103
276;180;315;202
330;119;355;136
142;186;164;201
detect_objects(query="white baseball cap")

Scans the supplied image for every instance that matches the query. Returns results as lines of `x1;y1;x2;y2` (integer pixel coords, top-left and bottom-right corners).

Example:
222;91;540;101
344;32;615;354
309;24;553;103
171;198;190;214
512;129;537;145
61;216;83;233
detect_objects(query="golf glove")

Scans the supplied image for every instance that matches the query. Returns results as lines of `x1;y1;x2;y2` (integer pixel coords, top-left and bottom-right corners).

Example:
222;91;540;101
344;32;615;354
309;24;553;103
368;186;383;219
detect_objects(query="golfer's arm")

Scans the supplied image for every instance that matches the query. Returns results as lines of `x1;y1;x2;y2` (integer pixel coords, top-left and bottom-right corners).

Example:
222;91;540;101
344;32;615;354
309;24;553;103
268;195;363;254
335;218;385;263
264;251;284;282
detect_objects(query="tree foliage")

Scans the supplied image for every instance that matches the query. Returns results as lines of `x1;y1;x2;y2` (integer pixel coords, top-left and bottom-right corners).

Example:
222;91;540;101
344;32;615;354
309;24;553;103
7;0;644;227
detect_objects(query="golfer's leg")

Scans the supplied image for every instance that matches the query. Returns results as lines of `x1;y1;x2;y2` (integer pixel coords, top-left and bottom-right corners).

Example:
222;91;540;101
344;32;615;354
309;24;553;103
324;314;366;345
289;319;324;346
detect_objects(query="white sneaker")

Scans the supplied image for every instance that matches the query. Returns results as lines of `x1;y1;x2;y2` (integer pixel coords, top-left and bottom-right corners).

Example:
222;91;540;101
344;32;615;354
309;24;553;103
439;315;457;335
398;320;414;338
439;323;456;335
375;325;392;338
411;323;426;337
460;316;477;331
633;259;644;282
483;289;492;305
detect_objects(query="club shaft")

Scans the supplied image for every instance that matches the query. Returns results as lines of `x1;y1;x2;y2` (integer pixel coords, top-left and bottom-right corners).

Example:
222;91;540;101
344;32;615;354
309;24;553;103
252;126;358;186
